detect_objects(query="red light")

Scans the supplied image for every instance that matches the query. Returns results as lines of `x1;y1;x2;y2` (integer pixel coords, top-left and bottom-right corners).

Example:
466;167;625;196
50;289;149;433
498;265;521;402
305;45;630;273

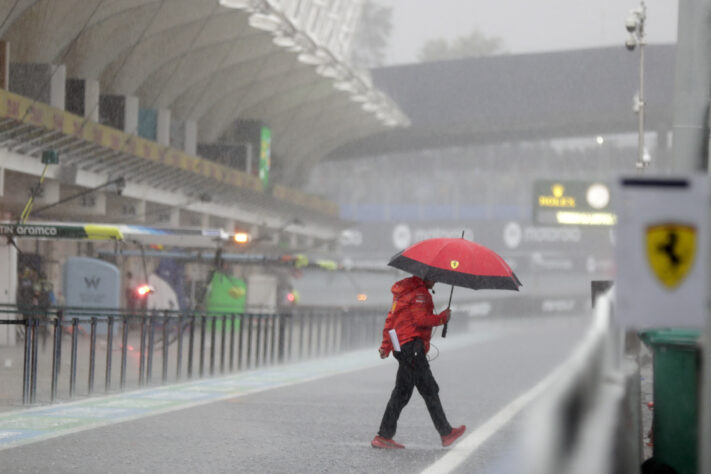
286;292;295;302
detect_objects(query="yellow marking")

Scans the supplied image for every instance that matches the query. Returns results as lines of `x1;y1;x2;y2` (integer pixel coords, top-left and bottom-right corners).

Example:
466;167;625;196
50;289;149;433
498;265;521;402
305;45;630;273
84;225;123;240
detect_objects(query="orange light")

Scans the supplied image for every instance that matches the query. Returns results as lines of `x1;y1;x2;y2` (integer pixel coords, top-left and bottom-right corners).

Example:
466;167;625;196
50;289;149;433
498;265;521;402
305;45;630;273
357;293;368;302
136;284;153;296
233;232;249;244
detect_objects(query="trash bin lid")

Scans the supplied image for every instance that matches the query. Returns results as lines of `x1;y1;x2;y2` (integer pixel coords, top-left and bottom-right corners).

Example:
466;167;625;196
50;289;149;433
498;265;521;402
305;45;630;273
639;328;700;348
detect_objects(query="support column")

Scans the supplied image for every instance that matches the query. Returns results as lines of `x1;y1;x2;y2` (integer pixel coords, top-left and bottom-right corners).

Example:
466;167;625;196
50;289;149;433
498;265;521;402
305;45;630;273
185;120;197;156
124;96;138;134
0;41;10;90
672;1;711;473
157;109;171;146
671;0;711;171
170;119;197;155
85;79;99;122
50;64;65;109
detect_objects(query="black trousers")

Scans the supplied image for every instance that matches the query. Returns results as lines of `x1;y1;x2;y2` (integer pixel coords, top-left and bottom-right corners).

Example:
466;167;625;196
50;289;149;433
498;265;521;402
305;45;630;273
378;338;452;438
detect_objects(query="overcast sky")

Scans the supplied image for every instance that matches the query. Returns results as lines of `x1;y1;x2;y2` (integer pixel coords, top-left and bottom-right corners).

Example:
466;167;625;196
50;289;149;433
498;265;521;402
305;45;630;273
377;0;679;65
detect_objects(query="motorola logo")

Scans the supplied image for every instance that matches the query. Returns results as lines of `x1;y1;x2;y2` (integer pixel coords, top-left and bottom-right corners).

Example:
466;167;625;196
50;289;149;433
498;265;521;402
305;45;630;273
503;222;522;249
392;224;412;250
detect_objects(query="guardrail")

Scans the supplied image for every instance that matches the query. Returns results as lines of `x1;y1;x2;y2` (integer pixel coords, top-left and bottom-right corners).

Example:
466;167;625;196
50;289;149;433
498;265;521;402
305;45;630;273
517;290;642;473
0;305;385;407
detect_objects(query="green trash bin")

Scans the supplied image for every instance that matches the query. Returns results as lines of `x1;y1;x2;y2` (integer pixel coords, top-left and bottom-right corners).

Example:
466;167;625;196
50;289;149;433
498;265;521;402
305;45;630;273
640;329;701;474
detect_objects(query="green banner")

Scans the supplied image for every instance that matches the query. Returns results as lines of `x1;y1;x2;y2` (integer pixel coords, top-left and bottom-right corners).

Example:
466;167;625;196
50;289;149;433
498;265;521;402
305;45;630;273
259;126;271;190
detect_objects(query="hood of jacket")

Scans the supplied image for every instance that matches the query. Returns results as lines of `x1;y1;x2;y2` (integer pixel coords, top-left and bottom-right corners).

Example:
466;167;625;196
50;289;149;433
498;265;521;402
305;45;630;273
391;276;426;298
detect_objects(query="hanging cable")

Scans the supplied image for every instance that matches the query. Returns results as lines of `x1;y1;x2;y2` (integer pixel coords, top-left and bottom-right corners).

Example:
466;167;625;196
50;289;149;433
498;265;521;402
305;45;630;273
70;0;168;139
151;1;222;109
427;341;440;362
13;0;107;223
14;0;166;223
16;0;107;126
18;163;49;223
0;0;22;36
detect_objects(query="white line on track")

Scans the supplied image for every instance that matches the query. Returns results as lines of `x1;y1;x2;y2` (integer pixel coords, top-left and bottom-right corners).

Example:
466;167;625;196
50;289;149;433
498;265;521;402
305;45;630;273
421;363;562;474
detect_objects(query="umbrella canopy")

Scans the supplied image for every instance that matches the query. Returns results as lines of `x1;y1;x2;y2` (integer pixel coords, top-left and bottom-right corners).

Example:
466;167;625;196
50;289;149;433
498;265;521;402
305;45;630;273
388;238;522;291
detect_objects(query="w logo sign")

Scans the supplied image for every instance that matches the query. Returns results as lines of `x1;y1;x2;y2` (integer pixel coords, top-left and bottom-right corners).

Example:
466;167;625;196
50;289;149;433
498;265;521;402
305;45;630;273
84;276;101;289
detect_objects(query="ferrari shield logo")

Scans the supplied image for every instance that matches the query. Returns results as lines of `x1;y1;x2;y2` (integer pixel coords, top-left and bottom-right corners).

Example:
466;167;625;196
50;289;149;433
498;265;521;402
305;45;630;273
646;224;696;289
450;260;459;269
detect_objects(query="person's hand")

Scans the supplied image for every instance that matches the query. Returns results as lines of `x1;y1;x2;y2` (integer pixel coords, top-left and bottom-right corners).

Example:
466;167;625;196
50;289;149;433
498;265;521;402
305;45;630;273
440;309;451;323
378;347;388;359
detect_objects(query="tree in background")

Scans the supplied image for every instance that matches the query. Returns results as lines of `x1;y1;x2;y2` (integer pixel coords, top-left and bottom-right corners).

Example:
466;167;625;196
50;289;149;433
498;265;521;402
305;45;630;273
350;0;393;69
418;29;505;62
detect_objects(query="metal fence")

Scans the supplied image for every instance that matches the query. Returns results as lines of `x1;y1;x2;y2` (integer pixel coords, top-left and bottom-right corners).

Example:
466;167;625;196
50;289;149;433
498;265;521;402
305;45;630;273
0;305;384;407
516;290;643;473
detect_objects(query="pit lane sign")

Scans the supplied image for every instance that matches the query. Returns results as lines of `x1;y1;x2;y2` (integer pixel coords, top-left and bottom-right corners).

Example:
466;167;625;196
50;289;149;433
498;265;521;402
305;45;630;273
615;176;708;328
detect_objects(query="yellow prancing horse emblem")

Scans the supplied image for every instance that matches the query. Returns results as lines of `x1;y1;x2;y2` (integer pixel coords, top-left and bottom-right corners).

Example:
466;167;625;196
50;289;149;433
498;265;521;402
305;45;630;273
646;223;696;289
450;260;459;269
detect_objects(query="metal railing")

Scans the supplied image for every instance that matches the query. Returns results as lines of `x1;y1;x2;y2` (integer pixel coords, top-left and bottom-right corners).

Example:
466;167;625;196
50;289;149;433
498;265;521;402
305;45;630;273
0;305;384;407
517;289;642;473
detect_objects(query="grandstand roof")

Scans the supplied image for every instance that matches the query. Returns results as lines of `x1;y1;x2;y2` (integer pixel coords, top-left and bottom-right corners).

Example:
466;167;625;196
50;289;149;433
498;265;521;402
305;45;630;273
328;44;676;159
0;0;406;187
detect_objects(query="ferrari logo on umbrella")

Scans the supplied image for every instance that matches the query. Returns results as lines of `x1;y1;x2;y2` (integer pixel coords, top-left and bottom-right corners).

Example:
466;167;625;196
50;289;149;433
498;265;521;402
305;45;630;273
646;223;696;289
450;260;459;269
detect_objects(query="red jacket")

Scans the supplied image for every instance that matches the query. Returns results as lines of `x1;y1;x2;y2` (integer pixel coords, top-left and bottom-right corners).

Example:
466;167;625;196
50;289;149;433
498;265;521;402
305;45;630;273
379;276;448;356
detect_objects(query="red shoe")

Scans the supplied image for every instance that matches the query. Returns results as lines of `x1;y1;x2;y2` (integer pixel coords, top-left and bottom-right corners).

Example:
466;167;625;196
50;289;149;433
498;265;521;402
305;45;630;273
371;435;405;449
441;425;466;447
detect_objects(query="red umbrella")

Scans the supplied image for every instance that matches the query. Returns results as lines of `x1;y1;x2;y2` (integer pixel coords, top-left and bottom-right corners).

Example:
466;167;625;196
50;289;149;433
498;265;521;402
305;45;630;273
388;237;521;336
388;238;521;291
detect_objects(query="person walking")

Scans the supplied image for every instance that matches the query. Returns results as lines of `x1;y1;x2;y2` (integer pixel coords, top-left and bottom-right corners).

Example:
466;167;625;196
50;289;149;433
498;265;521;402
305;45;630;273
371;275;466;449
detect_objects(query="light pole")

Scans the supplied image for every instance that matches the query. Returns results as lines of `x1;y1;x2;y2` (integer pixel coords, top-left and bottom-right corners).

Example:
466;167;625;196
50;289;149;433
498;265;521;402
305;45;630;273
625;1;648;169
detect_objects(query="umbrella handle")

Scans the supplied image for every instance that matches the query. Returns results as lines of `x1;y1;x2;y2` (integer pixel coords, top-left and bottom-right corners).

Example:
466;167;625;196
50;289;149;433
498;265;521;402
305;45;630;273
442;230;464;338
442;284;454;338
